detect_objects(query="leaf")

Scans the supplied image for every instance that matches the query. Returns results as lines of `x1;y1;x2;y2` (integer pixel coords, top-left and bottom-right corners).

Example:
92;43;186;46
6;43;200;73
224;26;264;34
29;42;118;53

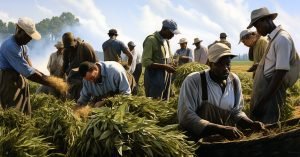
99;130;112;140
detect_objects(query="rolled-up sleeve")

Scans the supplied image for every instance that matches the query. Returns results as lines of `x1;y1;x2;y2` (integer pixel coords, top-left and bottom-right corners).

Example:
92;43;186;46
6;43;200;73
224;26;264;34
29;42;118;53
142;38;154;67
177;73;210;135
275;35;292;71
5;48;35;77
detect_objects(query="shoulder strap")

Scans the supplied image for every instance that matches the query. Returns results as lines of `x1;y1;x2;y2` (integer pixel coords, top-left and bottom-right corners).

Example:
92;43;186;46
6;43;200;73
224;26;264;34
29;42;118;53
200;71;208;101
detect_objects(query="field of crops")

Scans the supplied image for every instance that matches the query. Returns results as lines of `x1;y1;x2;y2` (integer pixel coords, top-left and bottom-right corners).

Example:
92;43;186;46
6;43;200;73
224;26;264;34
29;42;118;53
0;61;299;156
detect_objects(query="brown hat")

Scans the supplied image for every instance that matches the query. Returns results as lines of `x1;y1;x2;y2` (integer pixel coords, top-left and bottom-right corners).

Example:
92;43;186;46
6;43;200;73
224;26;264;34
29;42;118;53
62;32;77;48
247;7;277;29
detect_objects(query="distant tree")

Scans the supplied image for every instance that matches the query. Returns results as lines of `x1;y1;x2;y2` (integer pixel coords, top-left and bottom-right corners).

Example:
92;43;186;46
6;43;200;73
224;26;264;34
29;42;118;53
0;19;7;34
7;22;15;34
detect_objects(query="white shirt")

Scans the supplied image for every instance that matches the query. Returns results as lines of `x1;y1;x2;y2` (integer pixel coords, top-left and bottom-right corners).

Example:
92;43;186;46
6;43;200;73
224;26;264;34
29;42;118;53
264;25;292;78
177;70;246;133
194;45;208;64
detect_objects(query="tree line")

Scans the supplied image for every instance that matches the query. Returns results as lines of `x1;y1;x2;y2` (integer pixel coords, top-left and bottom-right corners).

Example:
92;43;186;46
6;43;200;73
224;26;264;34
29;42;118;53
0;12;79;41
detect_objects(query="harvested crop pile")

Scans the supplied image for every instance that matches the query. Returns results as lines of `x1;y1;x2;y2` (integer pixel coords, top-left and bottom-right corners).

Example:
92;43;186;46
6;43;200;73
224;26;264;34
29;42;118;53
45;76;69;94
68;104;196;157
173;62;209;88
32;98;84;154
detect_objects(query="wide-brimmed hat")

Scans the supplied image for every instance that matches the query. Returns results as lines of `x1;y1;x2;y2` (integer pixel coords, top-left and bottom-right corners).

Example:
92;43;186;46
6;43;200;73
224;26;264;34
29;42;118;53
178;38;188;44
17;17;41;40
193;38;203;44
208;43;236;63
162;19;180;35
55;41;64;49
247;7;277;29
239;29;254;44
128;41;136;47
108;29;118;35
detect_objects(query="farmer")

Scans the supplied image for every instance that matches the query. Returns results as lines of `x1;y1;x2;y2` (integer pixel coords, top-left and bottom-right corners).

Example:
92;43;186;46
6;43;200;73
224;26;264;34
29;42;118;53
61;32;97;101
76;61;131;106
174;38;194;66
102;29;133;66
208;32;231;49
142;19;179;100
36;41;65;97
193;37;208;64
248;7;299;124
239;29;268;76
178;43;265;141
0;17;57;114
131;42;142;91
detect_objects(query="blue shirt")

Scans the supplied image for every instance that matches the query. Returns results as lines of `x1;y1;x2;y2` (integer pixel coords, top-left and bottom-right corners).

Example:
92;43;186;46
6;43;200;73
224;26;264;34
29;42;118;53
0;36;35;77
102;38;127;61
77;61;131;105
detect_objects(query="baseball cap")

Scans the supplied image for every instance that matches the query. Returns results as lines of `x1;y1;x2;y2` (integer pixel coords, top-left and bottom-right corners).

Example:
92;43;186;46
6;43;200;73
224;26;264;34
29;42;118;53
17;17;41;40
162;19;180;35
208;43;236;63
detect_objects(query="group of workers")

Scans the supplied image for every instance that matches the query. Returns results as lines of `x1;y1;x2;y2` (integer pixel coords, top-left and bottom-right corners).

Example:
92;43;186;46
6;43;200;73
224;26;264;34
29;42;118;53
0;7;299;141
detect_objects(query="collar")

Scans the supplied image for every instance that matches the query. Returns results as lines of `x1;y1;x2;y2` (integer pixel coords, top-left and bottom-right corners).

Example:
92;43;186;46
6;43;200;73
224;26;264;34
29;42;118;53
95;62;106;84
206;70;233;85
268;25;282;40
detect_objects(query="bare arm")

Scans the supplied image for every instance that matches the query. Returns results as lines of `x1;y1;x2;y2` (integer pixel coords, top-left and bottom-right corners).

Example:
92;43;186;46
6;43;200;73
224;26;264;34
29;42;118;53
123;49;133;66
148;63;175;73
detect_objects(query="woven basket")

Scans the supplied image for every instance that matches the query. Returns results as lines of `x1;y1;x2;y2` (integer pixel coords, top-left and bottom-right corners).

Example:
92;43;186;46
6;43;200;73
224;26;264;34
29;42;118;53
196;118;300;157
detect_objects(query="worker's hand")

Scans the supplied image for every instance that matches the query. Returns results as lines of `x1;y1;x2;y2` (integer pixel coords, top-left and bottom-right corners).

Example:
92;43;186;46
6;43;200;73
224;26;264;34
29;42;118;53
164;64;176;73
220;126;244;140
250;121;265;131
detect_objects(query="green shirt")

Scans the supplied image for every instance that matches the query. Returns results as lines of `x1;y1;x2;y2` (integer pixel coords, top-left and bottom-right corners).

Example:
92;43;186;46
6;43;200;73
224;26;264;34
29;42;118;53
142;31;172;67
253;36;268;64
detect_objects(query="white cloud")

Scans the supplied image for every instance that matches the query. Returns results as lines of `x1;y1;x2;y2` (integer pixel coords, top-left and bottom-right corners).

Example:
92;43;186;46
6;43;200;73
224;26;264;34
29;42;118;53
36;4;55;17
0;11;16;22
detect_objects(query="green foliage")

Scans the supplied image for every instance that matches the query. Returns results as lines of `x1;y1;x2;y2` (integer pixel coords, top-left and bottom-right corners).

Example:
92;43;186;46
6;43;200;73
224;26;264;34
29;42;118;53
0;126;53;157
31;94;83;154
173;62;209;88
69;103;196;157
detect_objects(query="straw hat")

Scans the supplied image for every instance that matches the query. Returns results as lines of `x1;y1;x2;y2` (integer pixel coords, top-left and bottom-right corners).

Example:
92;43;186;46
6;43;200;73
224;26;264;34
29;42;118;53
178;38;188;44
17;17;41;40
55;41;64;49
247;7;277;29
208;43;236;63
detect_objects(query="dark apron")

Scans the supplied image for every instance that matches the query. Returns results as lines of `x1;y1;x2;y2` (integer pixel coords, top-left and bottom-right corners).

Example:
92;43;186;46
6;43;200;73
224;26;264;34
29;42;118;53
0;70;31;114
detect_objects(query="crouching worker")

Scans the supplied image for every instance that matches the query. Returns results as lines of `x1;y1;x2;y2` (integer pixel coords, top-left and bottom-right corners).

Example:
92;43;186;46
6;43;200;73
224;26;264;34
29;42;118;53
76;61;132;107
177;43;265;141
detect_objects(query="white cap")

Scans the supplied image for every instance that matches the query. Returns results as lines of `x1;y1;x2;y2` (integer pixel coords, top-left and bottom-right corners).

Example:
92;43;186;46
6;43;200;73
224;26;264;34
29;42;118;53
239;29;254;44
208;43;236;63
17;17;41;40
178;38;188;44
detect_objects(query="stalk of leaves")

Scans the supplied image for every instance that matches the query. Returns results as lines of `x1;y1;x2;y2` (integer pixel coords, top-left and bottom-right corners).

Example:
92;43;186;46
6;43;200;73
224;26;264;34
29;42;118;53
68;104;196;157
173;62;209;88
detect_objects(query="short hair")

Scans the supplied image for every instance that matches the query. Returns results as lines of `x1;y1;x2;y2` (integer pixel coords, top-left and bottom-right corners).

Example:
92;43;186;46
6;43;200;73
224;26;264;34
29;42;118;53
79;61;97;77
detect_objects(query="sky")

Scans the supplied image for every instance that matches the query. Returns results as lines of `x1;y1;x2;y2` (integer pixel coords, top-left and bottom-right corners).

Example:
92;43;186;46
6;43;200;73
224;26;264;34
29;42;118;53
0;0;300;74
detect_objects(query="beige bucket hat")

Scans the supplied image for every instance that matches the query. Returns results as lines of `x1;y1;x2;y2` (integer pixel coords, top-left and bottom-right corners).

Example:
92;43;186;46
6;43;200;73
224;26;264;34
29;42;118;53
208;43;236;63
247;7;277;29
17;17;41;40
239;29;254;44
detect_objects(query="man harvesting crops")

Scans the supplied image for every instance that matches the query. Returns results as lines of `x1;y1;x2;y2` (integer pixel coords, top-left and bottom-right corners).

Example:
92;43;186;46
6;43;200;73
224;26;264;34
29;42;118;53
248;7;300;124
61;32;97;101
193;37;208;64
0;17;58;114
142;19;179;100
178;43;265;141
76;61;132;106
174;38;194;66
